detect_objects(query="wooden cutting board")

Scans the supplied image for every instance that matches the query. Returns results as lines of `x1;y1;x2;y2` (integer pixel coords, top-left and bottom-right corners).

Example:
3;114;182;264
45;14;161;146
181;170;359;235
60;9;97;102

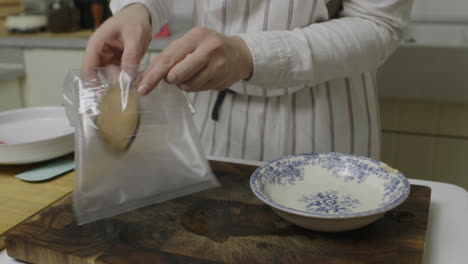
0;159;74;250
5;161;431;264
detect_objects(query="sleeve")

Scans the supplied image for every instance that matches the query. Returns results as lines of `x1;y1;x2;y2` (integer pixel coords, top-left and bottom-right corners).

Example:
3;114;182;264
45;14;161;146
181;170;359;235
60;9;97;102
109;0;171;36
238;0;413;89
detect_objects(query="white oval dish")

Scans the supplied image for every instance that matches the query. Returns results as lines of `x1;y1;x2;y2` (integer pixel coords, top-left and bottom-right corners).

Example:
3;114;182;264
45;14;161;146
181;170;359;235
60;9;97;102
250;152;410;232
0;107;74;164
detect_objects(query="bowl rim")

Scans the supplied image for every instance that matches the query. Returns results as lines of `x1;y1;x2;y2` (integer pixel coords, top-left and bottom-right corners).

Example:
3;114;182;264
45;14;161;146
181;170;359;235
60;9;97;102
250;152;411;219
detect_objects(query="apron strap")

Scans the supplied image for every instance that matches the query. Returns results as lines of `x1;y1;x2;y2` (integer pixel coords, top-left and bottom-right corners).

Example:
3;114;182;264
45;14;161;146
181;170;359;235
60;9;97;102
211;89;236;121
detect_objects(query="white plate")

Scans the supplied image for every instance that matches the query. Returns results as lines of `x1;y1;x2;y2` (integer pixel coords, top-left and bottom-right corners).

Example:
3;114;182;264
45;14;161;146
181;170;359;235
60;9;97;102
0;107;74;164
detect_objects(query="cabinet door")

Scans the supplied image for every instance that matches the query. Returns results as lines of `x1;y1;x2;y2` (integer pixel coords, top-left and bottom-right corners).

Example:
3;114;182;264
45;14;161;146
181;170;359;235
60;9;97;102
23;49;84;107
0;78;23;111
23;49;154;107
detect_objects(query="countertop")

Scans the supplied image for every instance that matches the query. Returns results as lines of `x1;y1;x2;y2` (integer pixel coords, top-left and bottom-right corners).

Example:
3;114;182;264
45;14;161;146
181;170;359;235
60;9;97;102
0;19;192;51
2;21;467;51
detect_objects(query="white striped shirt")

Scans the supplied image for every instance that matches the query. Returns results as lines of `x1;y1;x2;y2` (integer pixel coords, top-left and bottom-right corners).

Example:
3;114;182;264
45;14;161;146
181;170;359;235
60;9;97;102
110;0;412;162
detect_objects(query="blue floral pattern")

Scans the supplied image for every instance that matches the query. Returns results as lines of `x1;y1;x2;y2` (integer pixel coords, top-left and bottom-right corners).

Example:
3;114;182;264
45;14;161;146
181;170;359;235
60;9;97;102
299;190;361;215
250;152;410;218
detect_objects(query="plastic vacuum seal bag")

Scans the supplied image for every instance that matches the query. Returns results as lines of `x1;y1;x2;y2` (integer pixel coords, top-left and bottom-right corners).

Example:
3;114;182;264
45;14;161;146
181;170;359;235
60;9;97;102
63;65;219;225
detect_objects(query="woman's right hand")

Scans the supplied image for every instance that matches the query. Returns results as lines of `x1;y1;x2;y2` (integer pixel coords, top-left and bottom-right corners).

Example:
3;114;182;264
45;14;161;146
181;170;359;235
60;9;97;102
81;4;152;77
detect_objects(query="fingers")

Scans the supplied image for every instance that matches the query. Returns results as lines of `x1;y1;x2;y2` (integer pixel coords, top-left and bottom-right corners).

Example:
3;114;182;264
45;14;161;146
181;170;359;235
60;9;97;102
81;38;103;84
178;65;212;92
80;20;122;85
121;41;143;82
178;62;228;92
187;77;227;92
138;39;197;95
103;66;122;87
81;7;152;83
82;45;101;71
121;42;142;67
121;24;150;67
166;52;209;85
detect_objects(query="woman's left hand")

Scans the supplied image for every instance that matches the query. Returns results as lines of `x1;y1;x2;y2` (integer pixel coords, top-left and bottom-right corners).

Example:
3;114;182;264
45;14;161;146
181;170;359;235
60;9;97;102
138;27;253;95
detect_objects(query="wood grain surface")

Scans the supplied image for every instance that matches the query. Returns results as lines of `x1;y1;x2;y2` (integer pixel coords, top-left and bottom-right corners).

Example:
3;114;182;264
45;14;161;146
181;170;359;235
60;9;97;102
0;1;22;19
0;157;74;250
5;161;431;264
0;29;93;38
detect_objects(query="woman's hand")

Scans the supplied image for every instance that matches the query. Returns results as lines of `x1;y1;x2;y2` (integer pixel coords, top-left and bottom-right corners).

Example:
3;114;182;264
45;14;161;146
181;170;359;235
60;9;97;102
138;27;253;95
81;4;152;77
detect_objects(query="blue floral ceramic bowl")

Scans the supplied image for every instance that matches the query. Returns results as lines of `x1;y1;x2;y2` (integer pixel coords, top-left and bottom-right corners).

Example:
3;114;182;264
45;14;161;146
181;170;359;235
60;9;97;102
250;152;410;232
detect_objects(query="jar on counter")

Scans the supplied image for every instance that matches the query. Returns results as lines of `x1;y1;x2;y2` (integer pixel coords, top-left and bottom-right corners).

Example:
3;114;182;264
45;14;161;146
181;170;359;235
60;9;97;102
73;0;111;29
47;0;80;33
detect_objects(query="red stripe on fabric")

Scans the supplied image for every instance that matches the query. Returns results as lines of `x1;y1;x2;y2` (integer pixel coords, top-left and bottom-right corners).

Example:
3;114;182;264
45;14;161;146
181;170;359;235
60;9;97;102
282;0;295;96
263;0;271;31
221;0;227;34
361;74;371;157
345;78;354;154
200;91;214;138
372;72;377;94
287;0;294;30
241;96;251;159
310;87;315;152
210;120;216;155
225;94;236;157
308;0;318;24
326;82;335;152
261;0;270;97
210;0;228;156
292;93;296;154
260;97;269;161
242;0;250;33
371;72;380;158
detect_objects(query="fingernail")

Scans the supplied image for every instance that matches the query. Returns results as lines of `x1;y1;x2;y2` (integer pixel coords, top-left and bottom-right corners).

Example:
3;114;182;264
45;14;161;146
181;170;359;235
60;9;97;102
138;83;148;95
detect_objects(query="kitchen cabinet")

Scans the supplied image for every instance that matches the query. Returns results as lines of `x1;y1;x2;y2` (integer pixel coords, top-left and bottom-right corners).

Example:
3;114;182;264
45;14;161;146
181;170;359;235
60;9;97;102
21;49;154;107
377;23;468;103
0;78;23;111
0;47;25;111
380;99;468;191
23;48;84;107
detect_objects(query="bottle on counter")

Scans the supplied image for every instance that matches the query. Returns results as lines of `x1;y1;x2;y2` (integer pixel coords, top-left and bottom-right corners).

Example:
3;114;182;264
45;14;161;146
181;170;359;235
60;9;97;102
47;0;80;33
73;0;111;30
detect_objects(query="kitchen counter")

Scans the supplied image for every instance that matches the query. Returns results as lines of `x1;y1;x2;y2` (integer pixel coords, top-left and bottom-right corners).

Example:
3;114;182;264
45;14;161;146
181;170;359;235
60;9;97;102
1;157;467;264
0;19;192;51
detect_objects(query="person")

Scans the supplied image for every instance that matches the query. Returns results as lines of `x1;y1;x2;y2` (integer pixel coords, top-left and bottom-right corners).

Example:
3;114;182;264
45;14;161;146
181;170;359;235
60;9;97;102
81;0;413;162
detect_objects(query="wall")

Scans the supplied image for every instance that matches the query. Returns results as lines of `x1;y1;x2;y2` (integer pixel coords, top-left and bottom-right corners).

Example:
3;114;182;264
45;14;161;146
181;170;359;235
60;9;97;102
377;45;468;103
26;0;468;22
169;0;468;22
170;0;193;19
411;0;468;22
